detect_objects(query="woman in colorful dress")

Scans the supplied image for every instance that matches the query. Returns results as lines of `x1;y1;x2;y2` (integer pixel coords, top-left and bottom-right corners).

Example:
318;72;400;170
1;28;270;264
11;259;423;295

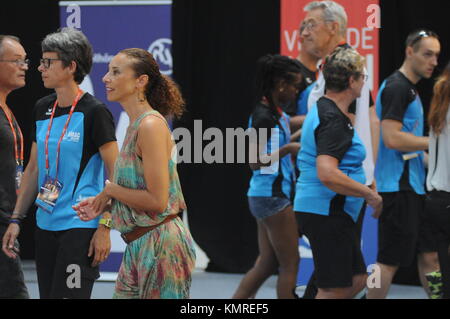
75;48;196;299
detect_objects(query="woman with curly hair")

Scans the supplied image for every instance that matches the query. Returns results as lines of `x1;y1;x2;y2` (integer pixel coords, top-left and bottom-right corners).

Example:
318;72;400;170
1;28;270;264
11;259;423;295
424;61;450;299
75;48;195;299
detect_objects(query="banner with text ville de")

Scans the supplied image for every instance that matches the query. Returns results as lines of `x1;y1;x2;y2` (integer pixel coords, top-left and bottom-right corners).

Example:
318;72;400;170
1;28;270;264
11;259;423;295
59;0;172;275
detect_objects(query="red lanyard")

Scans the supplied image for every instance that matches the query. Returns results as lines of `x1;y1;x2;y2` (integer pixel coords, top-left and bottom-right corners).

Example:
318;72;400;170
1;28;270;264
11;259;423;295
45;89;83;179
1;105;24;166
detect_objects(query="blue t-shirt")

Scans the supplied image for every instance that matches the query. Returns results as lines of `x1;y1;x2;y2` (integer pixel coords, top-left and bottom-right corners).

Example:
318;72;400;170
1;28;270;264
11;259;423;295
247;103;295;199
297;81;316;116
32;93;116;231
375;71;425;195
294;97;366;222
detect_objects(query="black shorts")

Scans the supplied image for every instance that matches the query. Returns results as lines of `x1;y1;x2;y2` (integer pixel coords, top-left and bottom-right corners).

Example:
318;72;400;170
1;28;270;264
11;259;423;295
424;191;450;241
377;191;434;267
35;227;100;299
296;212;366;289
424;191;450;298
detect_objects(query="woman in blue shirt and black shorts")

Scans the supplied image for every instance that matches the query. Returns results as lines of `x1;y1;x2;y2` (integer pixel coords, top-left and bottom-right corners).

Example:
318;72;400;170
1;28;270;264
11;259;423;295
233;55;302;299
294;48;382;299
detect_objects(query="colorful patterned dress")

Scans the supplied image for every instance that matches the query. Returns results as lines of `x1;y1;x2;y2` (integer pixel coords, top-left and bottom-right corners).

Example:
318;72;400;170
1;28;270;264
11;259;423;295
111;110;196;299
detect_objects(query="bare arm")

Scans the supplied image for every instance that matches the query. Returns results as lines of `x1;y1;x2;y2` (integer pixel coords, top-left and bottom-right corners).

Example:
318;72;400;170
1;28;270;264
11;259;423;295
249;142;299;171
290;129;302;143
97;141;118;220
381;119;428;152
3;143;39;258
104;117;170;214
290;115;305;132
99;141;118;181
11;142;39;220
317;155;382;217
369;106;380;163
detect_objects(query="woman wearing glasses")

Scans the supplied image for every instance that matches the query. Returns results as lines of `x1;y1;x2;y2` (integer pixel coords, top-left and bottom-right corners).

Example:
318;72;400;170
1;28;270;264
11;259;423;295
294;47;382;299
2;28;118;299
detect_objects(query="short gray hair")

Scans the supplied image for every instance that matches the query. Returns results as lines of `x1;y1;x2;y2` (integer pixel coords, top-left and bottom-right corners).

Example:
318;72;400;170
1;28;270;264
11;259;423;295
0;35;21;58
304;1;348;37
42;27;93;84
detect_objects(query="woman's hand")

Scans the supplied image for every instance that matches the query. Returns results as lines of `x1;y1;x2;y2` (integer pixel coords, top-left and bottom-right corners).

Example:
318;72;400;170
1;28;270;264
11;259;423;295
366;189;383;219
89;226;111;267
91;190;111;217
73;196;102;221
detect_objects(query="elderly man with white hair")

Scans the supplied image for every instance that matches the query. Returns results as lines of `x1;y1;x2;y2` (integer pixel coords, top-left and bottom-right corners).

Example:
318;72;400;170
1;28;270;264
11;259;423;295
295;0;381;299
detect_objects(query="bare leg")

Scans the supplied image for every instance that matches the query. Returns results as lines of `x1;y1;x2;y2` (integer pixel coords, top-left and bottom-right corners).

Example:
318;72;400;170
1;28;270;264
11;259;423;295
316;273;367;299
418;251;440;298
366;263;398;299
350;273;368;298
262;205;300;299
232;221;278;299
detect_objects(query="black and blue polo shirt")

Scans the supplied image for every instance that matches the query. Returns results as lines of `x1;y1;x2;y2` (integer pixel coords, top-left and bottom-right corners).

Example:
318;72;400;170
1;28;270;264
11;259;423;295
375;70;426;195
32;93;116;231
247;103;295;199
294;97;366;222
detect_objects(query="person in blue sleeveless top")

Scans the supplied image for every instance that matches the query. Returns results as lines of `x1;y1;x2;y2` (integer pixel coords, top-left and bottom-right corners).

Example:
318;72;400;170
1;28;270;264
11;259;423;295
367;30;441;299
295;47;382;299
233;55;302;299
425;61;450;299
2;28;118;299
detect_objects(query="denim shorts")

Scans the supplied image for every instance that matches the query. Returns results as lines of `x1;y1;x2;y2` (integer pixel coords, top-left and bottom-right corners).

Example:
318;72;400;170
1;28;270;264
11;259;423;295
248;196;292;220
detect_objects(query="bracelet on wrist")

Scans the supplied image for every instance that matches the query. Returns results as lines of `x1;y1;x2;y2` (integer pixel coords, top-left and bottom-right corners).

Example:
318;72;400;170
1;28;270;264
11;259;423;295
9;218;21;225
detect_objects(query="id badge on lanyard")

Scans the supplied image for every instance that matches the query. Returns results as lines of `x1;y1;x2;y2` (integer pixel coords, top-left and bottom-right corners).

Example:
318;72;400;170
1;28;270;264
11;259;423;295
36;176;64;213
35;89;83;214
0;105;24;194
15;163;23;192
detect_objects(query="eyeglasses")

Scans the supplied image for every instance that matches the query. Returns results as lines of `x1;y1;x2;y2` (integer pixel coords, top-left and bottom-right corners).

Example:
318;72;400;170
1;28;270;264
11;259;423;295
361;74;369;81
301;20;320;32
0;59;30;67
39;58;63;69
409;30;438;47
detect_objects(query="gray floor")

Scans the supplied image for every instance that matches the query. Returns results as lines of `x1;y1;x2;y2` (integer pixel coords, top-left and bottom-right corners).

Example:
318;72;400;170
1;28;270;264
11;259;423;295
22;261;428;299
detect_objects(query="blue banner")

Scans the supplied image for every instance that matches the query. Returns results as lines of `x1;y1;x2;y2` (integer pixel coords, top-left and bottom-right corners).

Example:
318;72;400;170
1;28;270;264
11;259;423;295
59;0;172;273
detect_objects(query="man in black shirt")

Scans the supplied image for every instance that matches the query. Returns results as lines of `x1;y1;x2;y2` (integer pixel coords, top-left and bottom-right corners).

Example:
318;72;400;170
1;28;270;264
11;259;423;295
282;26;319;118
0;35;30;298
367;30;441;299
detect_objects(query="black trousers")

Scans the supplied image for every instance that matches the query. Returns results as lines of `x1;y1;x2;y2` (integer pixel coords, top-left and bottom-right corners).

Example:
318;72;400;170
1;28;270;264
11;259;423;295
425;191;450;299
0;224;29;299
302;203;367;298
35;227;100;299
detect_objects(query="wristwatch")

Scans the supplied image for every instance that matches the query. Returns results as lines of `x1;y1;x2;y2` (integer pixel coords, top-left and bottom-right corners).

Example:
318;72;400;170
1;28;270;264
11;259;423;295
99;218;112;228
